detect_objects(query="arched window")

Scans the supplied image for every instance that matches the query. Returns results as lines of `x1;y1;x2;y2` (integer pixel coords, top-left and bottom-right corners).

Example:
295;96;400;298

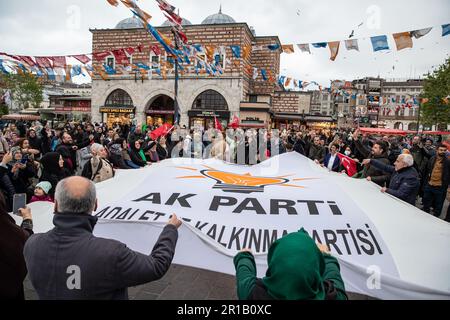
394;122;403;130
408;123;418;131
105;89;133;107
192;90;228;111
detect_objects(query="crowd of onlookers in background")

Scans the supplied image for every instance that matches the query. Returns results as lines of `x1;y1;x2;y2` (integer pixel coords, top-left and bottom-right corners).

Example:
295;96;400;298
0;118;448;301
0;120;448;220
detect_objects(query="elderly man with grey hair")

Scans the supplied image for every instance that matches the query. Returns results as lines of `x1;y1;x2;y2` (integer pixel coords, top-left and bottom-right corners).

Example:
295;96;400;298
362;153;420;205
23;176;182;300
81;143;115;183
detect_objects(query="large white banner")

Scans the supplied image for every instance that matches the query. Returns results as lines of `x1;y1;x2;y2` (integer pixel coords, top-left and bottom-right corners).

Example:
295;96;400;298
26;153;450;299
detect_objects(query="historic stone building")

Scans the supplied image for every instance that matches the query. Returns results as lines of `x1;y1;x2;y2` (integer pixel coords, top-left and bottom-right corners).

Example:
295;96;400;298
90;9;281;129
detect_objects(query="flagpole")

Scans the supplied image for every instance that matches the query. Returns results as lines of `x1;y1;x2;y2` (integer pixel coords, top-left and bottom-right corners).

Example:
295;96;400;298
172;29;181;126
416;103;421;135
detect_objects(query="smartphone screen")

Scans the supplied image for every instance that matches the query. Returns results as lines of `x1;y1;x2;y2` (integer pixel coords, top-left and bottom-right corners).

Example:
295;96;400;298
13;193;27;216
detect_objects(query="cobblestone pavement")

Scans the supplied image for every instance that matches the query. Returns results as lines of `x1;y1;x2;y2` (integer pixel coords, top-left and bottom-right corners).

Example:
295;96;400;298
24;264;374;300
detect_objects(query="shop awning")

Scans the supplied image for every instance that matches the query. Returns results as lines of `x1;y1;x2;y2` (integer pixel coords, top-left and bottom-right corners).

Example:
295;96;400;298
39;108;56;114
2;114;41;121
423;131;450;136
240;123;266;128
305;115;335;123
360;128;407;136
273;113;304;121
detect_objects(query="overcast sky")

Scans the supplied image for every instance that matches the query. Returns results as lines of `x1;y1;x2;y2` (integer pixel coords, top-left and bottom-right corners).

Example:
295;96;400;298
0;0;449;86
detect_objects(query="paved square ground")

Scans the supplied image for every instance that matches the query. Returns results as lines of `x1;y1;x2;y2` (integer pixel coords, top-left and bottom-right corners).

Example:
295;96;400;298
24;264;373;300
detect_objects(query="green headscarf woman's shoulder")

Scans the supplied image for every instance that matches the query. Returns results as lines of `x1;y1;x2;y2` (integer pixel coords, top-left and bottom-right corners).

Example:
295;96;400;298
262;228;326;300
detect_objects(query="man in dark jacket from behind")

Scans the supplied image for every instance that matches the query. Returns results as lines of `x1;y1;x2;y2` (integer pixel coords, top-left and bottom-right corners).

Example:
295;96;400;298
24;176;181;300
363;153;420;205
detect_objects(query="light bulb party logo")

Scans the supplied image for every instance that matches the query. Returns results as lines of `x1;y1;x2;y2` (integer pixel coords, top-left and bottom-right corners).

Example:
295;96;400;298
176;165;316;194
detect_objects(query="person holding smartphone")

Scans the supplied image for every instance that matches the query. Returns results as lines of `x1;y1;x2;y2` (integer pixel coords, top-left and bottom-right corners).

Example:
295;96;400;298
0;191;33;300
7;147;37;196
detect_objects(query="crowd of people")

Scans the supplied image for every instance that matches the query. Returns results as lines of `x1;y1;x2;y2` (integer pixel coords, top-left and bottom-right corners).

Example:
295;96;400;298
0;118;449;300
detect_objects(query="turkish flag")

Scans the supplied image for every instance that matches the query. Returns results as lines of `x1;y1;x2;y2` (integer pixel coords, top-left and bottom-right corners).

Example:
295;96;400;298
112;49;129;64
229;115;240;129
71;54;91;64
214;117;223;131
150;45;161;56
150;124;173;140
337;153;357;177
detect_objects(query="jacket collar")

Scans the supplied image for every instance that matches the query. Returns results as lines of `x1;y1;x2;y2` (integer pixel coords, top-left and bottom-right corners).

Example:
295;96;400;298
53;212;98;234
397;166;414;174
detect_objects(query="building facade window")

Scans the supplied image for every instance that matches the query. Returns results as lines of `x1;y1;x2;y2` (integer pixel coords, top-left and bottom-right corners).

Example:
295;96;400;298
105;56;115;69
105;89;133;107
249;95;258;103
193;90;228;111
214;53;225;69
150;54;161;70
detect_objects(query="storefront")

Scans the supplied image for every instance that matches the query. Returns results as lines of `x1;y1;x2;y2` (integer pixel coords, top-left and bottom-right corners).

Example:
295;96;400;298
272;113;305;131
240;103;271;129
146;95;175;127
188;110;230;130
55;106;92;122
146;110;174;127
100;106;136;127
305;115;337;130
102;89;135;127
47;96;92;122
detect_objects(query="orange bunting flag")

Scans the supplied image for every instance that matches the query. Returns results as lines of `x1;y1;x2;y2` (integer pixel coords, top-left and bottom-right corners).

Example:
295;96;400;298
282;45;295;54
233;60;240;67
65;65;72;81
160;32;172;46
328;41;340;61
93;65;108;80
267;70;275;83
205;45;215;61
120;0;134;9
285;77;292;87
106;0;119;6
242;45;252;60
393;32;413;51
141;10;152;23
244;64;253;74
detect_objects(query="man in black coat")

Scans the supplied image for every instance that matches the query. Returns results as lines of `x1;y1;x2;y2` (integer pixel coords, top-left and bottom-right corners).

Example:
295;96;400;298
421;144;450;217
55;132;78;175
0;150;33;299
24;176;181;300
353;129;391;187
363;153;420;205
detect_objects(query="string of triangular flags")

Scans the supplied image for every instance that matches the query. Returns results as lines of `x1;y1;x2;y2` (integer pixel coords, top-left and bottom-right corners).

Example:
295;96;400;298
279;23;450;61
0;41;282;82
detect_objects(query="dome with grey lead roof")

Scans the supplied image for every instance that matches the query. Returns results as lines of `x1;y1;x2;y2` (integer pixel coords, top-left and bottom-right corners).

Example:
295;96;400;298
115;16;142;29
202;6;236;25
161;17;193;27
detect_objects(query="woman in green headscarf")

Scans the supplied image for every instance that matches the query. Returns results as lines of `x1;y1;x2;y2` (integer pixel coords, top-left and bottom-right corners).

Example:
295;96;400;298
233;229;347;300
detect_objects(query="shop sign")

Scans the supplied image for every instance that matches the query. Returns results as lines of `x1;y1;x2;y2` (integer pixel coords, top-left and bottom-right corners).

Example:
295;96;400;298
100;106;136;114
